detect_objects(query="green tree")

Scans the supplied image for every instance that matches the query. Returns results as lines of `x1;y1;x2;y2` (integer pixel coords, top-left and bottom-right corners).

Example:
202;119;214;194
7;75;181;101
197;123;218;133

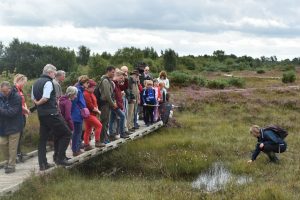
77;45;90;65
112;47;144;66
163;49;177;72
213;50;225;61
143;47;158;60
88;54;109;81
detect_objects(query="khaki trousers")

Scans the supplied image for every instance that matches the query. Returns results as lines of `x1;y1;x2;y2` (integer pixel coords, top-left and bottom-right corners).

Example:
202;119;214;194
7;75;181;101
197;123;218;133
127;103;135;129
0;133;20;167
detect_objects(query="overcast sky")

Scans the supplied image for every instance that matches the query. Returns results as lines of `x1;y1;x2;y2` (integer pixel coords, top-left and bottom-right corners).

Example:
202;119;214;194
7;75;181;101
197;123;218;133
0;0;299;59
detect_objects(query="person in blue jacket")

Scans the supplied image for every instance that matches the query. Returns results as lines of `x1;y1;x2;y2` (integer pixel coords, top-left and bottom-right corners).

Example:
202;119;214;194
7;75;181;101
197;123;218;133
248;125;287;163
71;75;89;156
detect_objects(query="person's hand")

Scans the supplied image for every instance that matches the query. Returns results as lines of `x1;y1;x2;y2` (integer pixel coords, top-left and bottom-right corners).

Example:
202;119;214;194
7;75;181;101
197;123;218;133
247;160;253;164
113;103;118;109
24;108;30;115
259;143;264;149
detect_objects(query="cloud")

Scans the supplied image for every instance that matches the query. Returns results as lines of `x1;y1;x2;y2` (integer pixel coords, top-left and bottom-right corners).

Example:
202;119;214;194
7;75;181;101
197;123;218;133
1;24;300;60
0;0;300;59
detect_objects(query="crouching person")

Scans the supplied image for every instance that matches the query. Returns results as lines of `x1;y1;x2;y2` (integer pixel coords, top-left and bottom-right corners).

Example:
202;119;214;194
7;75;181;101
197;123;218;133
0;81;22;173
248;125;287;164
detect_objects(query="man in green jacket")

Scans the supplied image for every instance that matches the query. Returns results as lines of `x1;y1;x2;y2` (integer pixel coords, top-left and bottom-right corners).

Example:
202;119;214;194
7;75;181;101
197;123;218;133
99;66;117;143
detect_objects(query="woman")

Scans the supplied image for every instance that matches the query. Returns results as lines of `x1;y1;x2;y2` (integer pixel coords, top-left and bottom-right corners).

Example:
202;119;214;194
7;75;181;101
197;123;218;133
83;79;104;150
57;86;77;162
13;74;30;162
71;75;89;156
157;71;170;90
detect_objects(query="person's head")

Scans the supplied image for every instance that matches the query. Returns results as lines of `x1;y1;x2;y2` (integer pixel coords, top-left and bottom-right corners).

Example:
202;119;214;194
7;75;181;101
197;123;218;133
159;82;165;89
159;71;167;79
78;75;89;89
106;66;116;79
130;70;139;80
249;125;261;138
43;64;57;79
65;86;78;100
55;70;66;82
0;81;12;97
87;79;97;93
114;68;125;82
13;74;28;88
153;78;159;87
120;66;128;77
146;80;153;89
144;66;150;75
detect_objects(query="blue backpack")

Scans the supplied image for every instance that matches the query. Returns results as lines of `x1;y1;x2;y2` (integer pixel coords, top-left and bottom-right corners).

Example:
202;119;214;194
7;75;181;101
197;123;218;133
144;88;156;104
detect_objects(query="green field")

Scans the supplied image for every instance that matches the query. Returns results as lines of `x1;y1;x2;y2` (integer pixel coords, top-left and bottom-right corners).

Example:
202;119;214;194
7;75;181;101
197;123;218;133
2;83;300;200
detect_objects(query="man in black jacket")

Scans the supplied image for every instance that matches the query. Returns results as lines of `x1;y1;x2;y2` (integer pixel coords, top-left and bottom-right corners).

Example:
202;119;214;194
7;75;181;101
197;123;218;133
0;81;22;173
32;64;72;170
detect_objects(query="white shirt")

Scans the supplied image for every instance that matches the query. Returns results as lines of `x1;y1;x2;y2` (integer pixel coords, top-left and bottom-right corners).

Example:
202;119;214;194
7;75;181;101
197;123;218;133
31;81;53;100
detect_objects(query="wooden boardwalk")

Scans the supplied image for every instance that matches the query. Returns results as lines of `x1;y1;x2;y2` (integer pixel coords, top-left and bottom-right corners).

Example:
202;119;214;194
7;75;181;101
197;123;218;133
0;121;163;196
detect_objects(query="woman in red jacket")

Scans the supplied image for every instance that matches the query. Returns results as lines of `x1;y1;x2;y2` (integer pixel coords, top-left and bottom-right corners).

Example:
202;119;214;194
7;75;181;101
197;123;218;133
83;79;105;150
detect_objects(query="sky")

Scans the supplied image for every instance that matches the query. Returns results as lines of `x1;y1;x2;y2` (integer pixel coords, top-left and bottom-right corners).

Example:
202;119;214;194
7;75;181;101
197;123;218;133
0;0;299;60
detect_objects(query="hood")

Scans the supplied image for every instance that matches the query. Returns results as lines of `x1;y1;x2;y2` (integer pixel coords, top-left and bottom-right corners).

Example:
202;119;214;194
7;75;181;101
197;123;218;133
59;95;69;103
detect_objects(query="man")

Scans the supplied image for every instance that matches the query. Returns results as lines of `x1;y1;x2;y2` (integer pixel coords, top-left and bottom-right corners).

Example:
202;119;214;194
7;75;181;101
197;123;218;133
98;66;117;143
32;64;72;170
248;125;287;164
53;70;66;100
127;70;140;131
0;81;22;173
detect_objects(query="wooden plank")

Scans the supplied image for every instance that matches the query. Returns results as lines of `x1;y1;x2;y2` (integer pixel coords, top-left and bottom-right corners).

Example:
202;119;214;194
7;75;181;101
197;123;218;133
0;121;163;196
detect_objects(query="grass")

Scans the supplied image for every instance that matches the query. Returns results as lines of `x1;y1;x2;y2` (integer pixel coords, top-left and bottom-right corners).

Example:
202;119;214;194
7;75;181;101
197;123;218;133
2;86;300;200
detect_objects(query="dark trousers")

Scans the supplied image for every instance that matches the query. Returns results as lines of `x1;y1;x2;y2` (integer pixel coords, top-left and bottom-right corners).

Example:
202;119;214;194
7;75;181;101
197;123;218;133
17;115;26;155
100;103;111;143
262;141;287;161
38;114;71;167
144;106;154;125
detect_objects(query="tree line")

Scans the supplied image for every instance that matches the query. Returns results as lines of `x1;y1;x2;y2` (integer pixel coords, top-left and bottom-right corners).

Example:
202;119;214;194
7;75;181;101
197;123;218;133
0;39;299;79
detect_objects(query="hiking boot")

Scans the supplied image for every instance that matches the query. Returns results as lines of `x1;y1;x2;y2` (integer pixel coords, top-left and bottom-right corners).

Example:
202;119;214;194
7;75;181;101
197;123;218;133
128;128;136;132
84;145;94;151
73;150;83;157
5;166;16;174
56;158;72;167
109;135;118;141
40;163;55;171
266;152;279;163
95;141;106;148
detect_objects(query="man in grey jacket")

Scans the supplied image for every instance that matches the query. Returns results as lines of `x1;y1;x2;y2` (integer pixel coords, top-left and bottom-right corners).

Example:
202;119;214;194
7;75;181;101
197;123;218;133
99;66;117;143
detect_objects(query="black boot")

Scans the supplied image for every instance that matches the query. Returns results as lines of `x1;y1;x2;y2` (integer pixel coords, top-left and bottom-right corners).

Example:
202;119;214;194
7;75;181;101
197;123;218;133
266;152;279;163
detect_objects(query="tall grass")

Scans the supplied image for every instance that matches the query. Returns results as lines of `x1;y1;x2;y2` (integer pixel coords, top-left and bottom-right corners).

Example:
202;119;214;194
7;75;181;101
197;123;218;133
3;87;300;199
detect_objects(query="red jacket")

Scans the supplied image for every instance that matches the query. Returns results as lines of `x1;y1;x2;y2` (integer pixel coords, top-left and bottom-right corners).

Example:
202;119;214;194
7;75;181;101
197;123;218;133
83;90;98;116
113;79;128;110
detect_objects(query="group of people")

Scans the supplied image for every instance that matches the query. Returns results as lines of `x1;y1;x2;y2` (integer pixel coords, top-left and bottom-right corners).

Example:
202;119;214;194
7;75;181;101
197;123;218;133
0;63;171;173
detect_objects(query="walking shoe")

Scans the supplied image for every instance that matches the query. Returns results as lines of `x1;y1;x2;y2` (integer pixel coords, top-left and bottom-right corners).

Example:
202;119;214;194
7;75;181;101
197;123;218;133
5;166;16;174
72;150;83;157
40;163;55;171
104;139;110;144
56;158;72;167
128;128;136;132
95;141;106;148
84;145;94;151
120;134;130;139
109;135;118;141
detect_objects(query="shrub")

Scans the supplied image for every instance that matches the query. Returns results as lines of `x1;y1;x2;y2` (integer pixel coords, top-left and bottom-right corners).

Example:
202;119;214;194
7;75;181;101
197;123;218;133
280;65;295;71
190;76;206;87
207;79;228;89
227;77;245;88
282;71;296;83
169;71;190;86
256;69;265;74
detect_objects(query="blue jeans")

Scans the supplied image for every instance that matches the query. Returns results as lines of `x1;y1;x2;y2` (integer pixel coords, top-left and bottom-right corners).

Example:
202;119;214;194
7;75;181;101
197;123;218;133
72;122;82;153
109;109;125;136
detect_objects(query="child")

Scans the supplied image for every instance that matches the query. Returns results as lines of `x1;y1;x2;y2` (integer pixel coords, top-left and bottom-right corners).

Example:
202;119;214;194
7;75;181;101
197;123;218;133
153;79;161;122
142;80;157;126
247;125;287;163
83;79;104;150
159;93;173;125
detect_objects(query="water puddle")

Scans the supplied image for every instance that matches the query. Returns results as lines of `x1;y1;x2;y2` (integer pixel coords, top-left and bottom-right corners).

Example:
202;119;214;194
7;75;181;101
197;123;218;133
192;162;252;192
